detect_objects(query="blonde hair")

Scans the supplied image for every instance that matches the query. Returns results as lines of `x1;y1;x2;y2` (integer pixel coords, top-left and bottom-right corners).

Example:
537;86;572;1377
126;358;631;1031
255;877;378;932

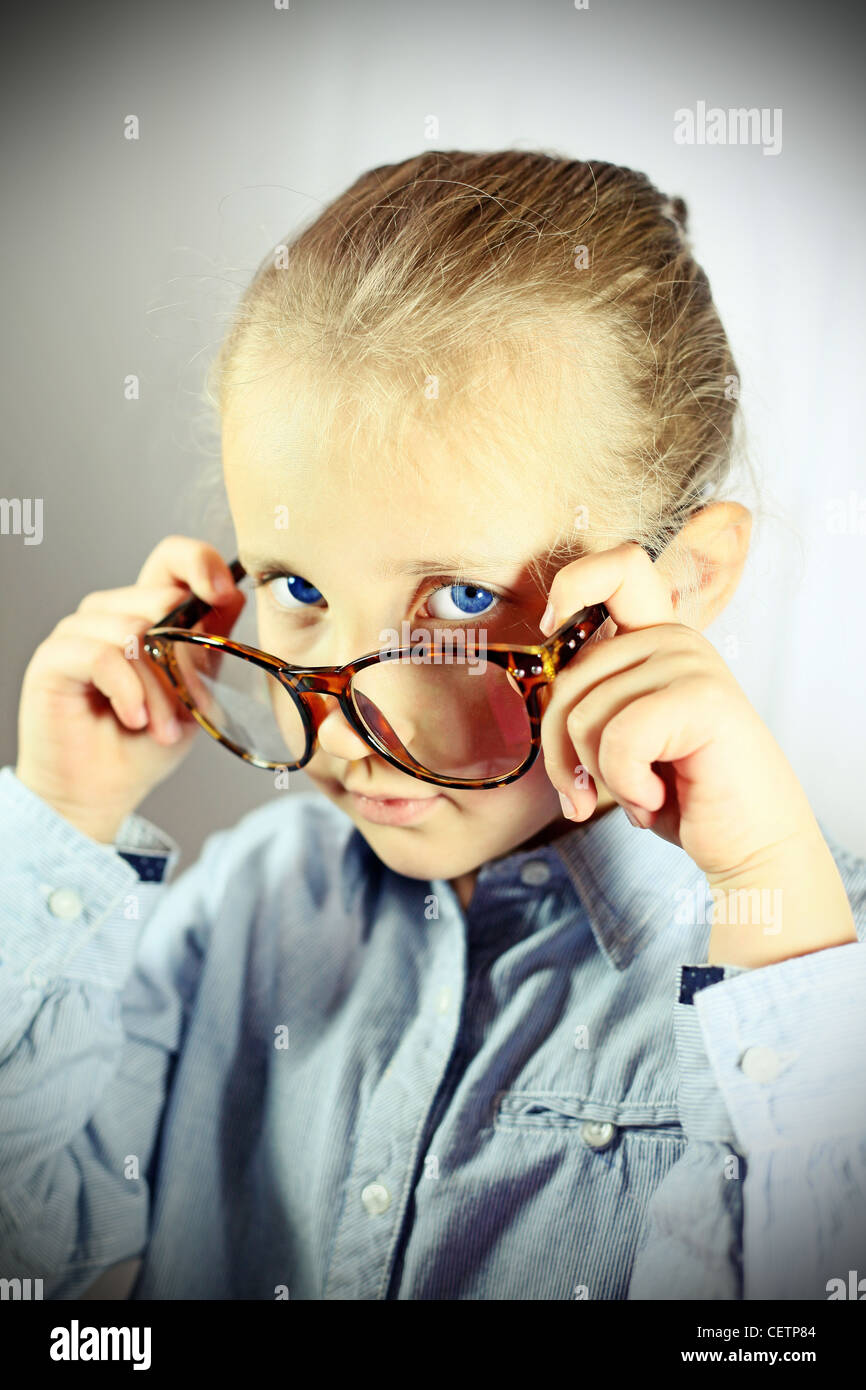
206;149;750;623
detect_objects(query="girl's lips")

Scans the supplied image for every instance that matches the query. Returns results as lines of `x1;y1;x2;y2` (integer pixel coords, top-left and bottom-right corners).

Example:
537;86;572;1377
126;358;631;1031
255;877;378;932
347;790;444;826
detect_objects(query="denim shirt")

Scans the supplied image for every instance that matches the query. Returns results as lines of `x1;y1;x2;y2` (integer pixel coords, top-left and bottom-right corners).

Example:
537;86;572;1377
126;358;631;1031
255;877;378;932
1;761;865;1301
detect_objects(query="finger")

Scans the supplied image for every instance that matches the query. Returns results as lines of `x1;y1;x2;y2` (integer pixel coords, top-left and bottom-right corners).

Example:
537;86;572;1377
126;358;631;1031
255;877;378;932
544;655;684;818
77;584;190;618
542;626;707;758
55;611;172;647
545;624;689;717
541;541;675;637
28;635;150;733
191;586;246;639
142;632;213;716
141;588;247;728
88;644;163;732
128;647;193;740
594;676;724;818
137;536;236;606
45;617;187;739
72;589;246;649
542;661;664;811
538;625;690;801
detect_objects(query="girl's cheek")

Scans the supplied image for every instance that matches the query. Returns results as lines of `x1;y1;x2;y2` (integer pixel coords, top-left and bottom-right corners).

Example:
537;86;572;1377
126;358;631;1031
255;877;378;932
456;759;560;819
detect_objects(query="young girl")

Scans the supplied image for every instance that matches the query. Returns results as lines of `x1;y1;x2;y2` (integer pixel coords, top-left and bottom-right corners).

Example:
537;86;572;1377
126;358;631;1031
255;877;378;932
2;150;865;1302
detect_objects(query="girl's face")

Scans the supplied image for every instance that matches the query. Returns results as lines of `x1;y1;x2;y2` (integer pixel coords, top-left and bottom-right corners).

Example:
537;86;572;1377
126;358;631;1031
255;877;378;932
222;379;592;886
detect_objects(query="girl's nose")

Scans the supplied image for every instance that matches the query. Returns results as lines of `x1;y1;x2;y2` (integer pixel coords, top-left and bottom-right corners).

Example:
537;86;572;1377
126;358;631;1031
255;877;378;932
307;694;372;763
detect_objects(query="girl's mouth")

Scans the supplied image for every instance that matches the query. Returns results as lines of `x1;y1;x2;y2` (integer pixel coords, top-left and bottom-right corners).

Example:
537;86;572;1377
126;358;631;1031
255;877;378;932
347;790;444;826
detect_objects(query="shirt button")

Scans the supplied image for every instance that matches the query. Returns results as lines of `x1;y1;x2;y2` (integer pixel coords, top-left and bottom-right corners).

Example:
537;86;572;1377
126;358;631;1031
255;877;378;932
47;889;84;920
436;986;452;1013
739;1045;783;1083
580;1120;617;1151
520;859;550;886
361;1182;391;1215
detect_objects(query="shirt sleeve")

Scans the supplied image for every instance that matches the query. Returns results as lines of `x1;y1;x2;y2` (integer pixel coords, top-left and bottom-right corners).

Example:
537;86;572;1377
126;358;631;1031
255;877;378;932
628;937;866;1300
0;765;228;1298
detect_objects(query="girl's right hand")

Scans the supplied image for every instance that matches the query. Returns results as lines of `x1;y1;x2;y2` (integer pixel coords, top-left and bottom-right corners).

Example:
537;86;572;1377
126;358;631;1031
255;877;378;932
14;536;244;844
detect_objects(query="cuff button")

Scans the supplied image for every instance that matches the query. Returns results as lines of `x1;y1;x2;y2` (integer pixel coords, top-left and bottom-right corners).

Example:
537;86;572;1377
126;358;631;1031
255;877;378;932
47;888;84;920
739;1045;782;1084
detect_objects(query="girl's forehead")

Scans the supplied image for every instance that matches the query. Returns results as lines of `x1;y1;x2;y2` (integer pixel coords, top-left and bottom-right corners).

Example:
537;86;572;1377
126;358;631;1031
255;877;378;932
222;349;574;478
223;397;572;566
231;469;567;582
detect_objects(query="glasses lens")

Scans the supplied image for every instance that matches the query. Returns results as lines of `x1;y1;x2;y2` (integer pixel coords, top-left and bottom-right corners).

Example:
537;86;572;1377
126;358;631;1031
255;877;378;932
350;651;532;781
166;639;308;766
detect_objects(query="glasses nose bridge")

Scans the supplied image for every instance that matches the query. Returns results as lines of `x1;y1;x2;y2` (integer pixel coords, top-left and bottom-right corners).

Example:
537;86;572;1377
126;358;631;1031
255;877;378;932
294;667;354;699
292;661;430;773
288;670;364;754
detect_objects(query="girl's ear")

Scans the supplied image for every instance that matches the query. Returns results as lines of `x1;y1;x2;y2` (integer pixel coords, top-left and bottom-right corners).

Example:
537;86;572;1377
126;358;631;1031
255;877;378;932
668;501;752;628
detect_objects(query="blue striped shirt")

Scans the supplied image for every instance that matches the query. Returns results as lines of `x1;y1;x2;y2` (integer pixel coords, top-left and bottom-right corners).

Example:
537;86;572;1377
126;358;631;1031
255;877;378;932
1;762;865;1300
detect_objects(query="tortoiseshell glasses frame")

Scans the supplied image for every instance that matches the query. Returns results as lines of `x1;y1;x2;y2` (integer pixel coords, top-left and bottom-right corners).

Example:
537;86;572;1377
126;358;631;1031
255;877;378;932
142;557;612;791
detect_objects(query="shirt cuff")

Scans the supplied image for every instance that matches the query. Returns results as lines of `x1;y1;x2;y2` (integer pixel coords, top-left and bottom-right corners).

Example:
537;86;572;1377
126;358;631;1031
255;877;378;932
684;939;866;1298
0;765;180;988
691;939;866;1147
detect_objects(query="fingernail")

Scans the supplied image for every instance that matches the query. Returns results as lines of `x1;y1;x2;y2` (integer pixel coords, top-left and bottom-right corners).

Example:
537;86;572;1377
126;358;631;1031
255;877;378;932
214;572;235;597
133;703;149;728
623;804;646;828
559;791;579;821
540;601;555;636
164;717;182;742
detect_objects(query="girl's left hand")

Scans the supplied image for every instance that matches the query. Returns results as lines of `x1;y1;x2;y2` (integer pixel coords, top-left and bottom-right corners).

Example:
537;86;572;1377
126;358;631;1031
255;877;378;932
538;542;856;962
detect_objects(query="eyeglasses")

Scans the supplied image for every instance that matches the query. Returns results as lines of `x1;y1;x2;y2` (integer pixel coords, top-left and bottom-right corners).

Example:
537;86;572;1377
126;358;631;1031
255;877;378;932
142;557;611;790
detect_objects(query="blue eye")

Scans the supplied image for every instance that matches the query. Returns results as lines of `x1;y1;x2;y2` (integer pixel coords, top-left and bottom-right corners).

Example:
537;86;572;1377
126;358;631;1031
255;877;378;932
264;574;324;610
427;583;497;619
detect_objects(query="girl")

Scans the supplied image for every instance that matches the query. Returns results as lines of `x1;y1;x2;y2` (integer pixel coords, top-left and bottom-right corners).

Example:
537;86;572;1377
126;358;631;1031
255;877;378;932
2;150;865;1301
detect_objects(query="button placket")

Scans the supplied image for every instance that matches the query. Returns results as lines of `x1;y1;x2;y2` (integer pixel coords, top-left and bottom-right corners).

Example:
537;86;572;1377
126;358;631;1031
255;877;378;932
360;1182;391;1215
323;896;466;1300
436;986;452;1014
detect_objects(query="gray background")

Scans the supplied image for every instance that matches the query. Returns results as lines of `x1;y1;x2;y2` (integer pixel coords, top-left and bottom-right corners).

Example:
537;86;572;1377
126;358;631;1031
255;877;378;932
2;0;864;868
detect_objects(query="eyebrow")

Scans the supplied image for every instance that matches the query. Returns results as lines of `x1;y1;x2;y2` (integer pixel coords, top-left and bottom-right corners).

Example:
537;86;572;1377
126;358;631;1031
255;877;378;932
381;555;522;578
239;552;525;579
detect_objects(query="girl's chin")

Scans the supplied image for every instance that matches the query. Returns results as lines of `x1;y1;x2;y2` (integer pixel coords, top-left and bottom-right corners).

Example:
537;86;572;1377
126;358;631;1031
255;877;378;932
353;820;556;887
312;773;562;870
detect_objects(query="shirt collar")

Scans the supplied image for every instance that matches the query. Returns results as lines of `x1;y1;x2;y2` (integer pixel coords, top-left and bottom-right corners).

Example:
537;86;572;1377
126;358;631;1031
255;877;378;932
546;806;699;971
340;801;699;972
